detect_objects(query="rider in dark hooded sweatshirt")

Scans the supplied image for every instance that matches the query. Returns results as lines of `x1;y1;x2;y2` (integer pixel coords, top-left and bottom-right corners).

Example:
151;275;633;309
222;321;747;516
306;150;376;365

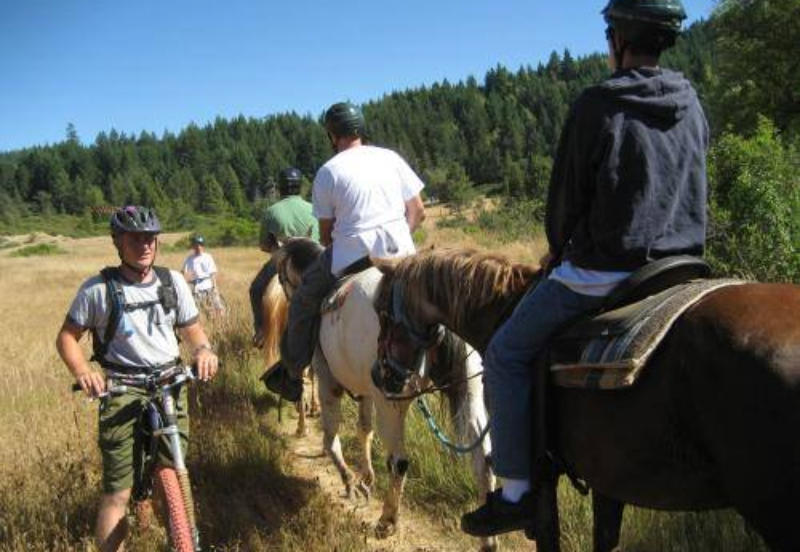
547;66;708;270
461;0;709;538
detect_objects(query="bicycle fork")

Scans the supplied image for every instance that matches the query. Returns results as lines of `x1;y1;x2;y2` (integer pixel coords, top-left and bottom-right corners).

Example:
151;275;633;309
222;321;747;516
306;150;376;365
155;387;200;550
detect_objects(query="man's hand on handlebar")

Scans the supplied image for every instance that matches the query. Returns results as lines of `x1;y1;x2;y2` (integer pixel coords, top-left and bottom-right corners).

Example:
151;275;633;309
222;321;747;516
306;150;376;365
75;370;106;397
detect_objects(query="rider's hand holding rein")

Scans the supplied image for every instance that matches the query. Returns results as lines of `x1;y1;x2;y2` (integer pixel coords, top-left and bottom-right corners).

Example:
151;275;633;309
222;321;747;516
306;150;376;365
181;321;218;382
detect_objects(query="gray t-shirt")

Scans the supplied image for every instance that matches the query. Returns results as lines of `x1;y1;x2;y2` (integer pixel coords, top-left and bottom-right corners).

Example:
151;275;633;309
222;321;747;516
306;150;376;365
67;268;199;368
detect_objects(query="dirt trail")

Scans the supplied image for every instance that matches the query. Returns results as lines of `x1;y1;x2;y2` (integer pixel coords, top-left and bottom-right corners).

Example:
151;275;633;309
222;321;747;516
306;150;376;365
276;402;482;552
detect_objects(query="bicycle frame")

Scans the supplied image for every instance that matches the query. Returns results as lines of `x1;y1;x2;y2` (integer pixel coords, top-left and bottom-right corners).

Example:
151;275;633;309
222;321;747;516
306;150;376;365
78;364;200;551
106;365;193;475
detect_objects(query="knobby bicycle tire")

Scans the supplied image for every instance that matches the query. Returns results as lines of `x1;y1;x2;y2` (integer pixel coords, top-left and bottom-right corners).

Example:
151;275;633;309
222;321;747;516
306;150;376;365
154;466;195;552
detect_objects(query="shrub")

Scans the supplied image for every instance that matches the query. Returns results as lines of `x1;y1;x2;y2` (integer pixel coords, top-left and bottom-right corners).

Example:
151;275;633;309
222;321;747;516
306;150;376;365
707;117;800;282
474;197;544;242
9;243;66;257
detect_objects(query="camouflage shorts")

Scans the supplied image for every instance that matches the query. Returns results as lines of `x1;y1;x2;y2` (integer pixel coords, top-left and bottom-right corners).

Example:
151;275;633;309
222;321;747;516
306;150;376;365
98;386;189;494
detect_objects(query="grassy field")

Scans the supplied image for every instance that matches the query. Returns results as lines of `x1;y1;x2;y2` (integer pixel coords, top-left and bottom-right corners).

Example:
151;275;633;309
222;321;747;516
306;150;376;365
0;213;768;551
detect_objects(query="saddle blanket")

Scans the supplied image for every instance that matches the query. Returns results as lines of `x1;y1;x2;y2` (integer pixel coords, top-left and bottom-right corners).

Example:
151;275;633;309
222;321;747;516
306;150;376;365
549;278;746;390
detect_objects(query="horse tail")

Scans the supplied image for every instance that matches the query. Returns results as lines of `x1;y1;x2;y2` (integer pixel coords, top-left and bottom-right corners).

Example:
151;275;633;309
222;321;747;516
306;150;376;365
262;274;289;367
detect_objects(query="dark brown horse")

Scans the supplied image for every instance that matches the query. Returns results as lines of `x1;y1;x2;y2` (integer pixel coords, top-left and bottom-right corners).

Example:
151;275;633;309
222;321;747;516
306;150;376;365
373;248;800;552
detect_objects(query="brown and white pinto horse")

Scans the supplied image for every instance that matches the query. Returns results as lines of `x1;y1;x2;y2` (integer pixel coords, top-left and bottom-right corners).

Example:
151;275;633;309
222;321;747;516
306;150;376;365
272;239;497;551
374;248;800;552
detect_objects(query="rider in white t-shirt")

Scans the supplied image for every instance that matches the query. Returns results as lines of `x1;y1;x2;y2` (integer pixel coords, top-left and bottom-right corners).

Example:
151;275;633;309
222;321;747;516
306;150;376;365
264;101;426;401
313;144;423;275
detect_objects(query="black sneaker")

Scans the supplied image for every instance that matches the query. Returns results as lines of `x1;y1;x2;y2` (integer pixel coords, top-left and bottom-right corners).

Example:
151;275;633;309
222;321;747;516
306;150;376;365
261;361;303;402
460;488;534;537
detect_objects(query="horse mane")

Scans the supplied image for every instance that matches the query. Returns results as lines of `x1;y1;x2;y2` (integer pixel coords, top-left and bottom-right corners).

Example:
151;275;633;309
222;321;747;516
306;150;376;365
390;248;539;329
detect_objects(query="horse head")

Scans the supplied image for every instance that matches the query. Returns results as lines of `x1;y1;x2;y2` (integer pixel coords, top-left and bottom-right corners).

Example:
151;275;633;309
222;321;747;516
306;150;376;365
372;250;538;390
371;256;449;397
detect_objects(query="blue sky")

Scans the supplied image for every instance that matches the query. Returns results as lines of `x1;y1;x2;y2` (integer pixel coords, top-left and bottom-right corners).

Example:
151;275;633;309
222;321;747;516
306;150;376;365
0;0;715;152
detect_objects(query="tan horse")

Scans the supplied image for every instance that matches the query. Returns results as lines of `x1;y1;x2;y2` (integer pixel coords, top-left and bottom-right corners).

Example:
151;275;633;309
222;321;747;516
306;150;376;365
374;248;800;552
261;273;318;436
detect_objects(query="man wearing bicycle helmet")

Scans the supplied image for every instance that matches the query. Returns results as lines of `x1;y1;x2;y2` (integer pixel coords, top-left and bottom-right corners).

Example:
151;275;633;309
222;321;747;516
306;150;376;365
56;205;219;551
182;234;225;315
264;101;426;401
249;167;319;347
461;0;708;537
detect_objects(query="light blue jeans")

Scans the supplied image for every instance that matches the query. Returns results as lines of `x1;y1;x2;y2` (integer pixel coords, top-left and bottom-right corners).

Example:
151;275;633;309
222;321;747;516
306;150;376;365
484;277;605;479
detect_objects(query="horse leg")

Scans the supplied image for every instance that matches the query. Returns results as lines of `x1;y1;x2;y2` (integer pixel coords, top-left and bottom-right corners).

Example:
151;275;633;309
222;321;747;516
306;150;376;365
592;492;623;552
294;392;307;437
315;351;358;498
373;398;412;539
355;396;375;498
308;365;320;418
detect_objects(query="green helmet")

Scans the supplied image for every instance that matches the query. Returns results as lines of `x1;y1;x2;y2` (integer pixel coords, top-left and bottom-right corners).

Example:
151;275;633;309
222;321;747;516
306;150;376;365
602;0;686;33
324;102;366;138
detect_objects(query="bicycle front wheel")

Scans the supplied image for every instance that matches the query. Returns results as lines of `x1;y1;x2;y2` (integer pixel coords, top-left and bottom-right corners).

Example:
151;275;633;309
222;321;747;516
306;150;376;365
154;466;196;552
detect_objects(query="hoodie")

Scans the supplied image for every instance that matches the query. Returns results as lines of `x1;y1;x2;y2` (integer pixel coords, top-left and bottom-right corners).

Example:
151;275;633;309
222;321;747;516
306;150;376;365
546;67;709;272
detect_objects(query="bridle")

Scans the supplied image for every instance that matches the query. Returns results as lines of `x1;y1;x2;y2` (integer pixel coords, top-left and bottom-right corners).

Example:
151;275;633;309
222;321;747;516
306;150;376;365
373;280;444;397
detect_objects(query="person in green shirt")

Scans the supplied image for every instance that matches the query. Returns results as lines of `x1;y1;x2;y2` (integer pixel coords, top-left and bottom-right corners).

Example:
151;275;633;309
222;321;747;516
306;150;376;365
249;167;319;346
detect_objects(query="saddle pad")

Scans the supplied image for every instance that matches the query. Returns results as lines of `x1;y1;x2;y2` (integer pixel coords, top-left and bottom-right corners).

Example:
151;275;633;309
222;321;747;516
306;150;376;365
549;278;746;390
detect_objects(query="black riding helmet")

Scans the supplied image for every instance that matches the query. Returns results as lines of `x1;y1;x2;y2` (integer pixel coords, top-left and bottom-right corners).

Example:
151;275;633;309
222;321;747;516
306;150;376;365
191;234;205;245
279;167;302;196
324;102;366;138
110;205;162;235
603;0;686;57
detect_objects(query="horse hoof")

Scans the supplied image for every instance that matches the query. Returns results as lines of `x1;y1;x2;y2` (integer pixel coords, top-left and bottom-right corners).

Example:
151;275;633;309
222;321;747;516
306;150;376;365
295;427;308;438
478;538;499;552
375;519;396;539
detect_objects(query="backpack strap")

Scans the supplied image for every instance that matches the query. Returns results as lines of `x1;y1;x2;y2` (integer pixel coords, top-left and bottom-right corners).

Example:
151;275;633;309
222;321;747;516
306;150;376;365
91;266;125;364
152;265;178;313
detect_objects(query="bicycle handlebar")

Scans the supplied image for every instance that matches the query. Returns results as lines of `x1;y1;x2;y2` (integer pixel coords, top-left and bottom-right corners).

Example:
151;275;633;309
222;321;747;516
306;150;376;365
71;364;200;395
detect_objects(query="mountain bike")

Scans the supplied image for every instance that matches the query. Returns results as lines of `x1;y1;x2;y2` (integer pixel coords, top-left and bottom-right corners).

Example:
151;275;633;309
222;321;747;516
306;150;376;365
74;364;201;552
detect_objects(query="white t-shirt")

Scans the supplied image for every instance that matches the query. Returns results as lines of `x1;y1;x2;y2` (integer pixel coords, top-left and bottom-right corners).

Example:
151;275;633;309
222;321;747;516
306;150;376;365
67;269;199;368
182;252;217;292
312;145;424;275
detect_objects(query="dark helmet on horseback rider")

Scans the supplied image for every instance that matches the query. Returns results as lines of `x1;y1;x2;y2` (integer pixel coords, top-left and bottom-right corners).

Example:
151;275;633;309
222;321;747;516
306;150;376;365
191;234;205;246
602;0;686;56
110;205;162;236
324;102;366;138
279;167;303;196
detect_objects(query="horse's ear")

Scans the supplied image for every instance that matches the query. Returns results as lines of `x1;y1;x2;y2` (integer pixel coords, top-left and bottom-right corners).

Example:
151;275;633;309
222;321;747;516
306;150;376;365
371;256;400;276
